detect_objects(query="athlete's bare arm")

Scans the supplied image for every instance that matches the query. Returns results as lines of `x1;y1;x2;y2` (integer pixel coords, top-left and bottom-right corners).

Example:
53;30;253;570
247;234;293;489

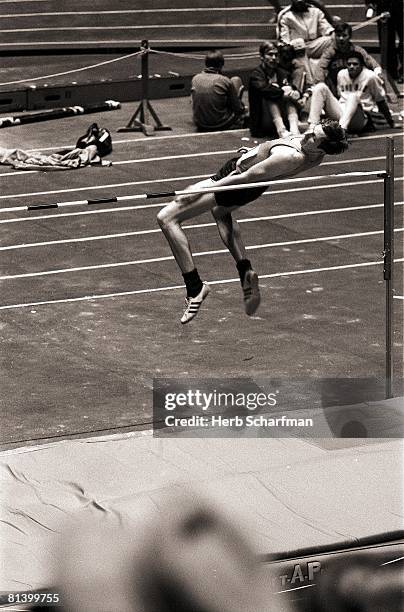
211;145;305;190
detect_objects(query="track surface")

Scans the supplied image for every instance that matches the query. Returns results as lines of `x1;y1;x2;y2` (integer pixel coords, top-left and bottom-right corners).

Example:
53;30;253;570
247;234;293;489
0;98;402;448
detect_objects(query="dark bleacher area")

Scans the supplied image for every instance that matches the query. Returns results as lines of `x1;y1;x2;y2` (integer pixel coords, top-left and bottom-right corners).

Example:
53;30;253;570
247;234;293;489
0;1;377;53
0;1;386;113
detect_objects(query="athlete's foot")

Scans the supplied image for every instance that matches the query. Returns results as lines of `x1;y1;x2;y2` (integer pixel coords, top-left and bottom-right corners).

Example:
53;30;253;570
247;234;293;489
181;283;210;324
242;270;261;316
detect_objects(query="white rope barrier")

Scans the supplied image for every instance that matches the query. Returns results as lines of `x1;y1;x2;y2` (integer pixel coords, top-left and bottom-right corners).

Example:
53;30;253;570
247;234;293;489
0;50;143;88
352;11;389;32
0;45;257;89
0;10;387;89
149;48;258;61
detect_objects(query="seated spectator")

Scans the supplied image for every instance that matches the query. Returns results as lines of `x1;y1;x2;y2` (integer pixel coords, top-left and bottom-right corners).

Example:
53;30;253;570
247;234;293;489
277;0;335;59
191;50;247;132
248;41;301;137
269;0;335;24
315;21;383;94
289;37;320;90
307;51;395;134
308;0;336;25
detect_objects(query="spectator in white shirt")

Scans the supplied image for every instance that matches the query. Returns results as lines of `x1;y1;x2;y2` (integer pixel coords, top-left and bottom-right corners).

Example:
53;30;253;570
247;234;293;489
307;51;395;133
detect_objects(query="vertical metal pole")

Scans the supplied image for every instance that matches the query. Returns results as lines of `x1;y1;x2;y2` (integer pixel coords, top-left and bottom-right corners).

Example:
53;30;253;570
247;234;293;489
380;15;389;72
140;39;149;124
378;12;400;99
383;138;395;398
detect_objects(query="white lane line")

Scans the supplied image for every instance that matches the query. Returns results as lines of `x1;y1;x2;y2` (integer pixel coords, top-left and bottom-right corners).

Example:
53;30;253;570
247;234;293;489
358;132;404;142
0;151;402;179
1;214;402;254
26;129;249;153
323;153;403;166
23;129;404;153
393;296;404;300
1;259;403;311
0;129;401;171
0;174;209;201
1;228;403;280
2;199;402;226
0;149;234;178
113;149;235;166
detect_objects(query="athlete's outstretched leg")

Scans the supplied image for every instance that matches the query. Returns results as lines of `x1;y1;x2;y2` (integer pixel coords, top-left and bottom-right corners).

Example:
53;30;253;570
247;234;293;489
157;184;216;323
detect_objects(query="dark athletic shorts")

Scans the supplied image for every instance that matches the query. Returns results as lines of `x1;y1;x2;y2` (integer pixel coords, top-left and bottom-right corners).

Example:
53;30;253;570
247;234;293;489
210;157;267;208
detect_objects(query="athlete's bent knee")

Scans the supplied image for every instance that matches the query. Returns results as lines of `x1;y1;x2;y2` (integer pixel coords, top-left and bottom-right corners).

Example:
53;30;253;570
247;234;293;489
157;203;180;231
157;207;170;229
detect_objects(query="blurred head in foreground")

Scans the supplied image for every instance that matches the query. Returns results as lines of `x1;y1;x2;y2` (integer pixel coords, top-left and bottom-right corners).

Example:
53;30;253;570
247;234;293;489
56;490;285;612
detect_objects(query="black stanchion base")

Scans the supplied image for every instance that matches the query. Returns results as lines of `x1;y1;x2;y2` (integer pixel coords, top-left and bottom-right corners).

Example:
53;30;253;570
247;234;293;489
117;120;172;136
117;99;172;136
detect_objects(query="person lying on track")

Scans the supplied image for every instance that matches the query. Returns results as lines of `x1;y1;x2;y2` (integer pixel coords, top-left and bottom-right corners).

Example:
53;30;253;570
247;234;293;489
157;119;349;324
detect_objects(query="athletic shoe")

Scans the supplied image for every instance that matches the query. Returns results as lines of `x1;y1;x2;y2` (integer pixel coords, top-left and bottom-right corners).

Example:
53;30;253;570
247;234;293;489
242;270;260;316
181;283;210;324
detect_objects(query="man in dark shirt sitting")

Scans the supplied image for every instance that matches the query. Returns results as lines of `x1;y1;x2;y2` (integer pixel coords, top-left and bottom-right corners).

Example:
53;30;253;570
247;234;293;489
191;50;247;132
315;21;383;94
249;41;301;138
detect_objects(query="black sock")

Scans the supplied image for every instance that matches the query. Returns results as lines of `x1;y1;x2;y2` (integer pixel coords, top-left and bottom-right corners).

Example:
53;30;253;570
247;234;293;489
236;259;252;285
183;268;203;298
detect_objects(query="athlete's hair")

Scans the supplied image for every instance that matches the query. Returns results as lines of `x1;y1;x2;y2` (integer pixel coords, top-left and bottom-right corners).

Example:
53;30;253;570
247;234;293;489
205;50;225;70
346;50;366;66
334;21;352;37
319;119;349;155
